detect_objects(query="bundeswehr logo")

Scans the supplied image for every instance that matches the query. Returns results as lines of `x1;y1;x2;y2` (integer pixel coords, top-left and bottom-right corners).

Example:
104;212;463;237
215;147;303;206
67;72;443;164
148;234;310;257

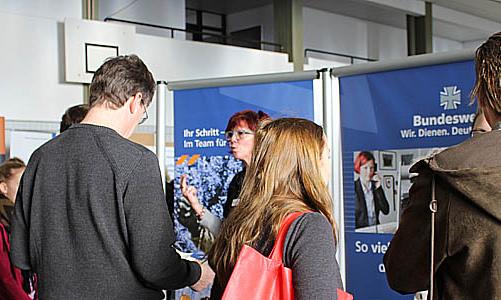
440;86;461;110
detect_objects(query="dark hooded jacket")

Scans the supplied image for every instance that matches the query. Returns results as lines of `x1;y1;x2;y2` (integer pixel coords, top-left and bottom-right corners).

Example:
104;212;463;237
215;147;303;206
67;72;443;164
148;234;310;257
384;130;501;300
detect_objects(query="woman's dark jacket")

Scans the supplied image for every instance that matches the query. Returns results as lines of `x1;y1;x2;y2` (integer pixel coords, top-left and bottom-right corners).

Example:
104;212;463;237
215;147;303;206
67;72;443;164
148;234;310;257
354;179;389;228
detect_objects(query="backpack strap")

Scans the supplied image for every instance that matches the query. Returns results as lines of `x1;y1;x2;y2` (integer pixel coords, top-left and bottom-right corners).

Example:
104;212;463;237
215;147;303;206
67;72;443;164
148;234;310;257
429;174;437;299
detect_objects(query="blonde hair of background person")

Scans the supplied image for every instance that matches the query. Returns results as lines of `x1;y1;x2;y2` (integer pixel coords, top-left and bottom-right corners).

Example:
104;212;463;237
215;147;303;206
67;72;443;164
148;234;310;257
209;118;341;298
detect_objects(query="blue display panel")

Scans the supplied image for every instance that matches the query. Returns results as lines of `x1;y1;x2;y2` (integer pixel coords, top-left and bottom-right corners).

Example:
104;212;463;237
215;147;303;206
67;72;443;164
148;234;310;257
340;60;476;299
173;80;314;255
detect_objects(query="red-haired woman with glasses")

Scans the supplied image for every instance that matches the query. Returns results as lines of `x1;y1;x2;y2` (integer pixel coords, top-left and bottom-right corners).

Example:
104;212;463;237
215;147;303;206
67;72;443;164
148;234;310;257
180;110;271;235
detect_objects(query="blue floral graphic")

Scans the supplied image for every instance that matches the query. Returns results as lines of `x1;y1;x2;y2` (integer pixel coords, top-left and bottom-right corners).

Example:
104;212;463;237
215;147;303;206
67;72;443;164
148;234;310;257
173;155;243;253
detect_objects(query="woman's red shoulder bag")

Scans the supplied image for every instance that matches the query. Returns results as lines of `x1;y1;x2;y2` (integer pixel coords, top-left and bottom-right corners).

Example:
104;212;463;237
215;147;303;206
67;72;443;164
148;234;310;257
222;212;353;300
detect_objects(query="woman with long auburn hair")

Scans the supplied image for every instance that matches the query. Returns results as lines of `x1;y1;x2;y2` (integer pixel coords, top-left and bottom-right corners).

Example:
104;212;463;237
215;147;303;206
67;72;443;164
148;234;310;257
209;118;344;299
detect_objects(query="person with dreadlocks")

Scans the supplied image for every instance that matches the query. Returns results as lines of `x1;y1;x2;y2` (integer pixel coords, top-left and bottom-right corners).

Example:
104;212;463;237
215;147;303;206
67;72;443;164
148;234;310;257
383;33;501;299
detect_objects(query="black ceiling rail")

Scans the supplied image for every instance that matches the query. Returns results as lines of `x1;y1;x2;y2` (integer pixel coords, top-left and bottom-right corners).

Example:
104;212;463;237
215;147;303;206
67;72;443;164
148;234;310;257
104;17;284;52
304;48;377;64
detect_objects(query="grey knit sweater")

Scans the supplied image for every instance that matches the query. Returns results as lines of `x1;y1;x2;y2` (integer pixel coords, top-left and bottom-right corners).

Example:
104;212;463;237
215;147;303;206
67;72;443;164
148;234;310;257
10;124;201;300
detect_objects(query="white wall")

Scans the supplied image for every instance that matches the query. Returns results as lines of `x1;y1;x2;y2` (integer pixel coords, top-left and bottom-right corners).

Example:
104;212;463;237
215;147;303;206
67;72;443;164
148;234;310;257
226;4;275;50
463;39;484;50
0;2;83;122
367;20;407;61
303;8;369;61
224;6;411;66
63;18;293;127
64;18;293;84
1;0;292;122
304;57;349;70
433;36;463;53
136;34;292;82
0;0;81;21
139;34;292;126
303;6;465;66
99;0;185;29
0;0;478;123
99;0;186;39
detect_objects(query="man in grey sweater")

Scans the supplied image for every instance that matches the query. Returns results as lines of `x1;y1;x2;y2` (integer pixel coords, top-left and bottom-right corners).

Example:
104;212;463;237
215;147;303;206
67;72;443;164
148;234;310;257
10;55;213;299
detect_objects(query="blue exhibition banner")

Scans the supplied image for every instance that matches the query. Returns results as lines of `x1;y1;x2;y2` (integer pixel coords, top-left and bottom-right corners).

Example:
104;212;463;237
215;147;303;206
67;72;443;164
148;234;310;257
340;60;476;299
172;79;314;253
172;79;314;298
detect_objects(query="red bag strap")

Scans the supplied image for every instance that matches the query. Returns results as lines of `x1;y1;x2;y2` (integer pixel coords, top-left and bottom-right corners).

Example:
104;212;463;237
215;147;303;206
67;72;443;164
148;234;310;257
268;211;307;261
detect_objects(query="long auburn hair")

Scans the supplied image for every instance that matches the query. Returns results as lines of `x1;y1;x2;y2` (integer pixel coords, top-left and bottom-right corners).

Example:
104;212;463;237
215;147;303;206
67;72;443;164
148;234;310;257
209;118;336;285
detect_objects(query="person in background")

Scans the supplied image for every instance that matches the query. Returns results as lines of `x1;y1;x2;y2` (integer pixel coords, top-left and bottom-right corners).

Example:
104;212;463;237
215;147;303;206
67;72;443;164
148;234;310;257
59;104;89;133
384;32;501;299
165;179;175;222
209;118;344;299
354;151;389;229
0;158;32;300
180;110;270;235
10;55;213;300
0;158;25;230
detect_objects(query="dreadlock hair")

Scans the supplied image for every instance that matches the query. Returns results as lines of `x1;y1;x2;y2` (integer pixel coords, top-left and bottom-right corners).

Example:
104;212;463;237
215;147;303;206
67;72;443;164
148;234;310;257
471;32;501;115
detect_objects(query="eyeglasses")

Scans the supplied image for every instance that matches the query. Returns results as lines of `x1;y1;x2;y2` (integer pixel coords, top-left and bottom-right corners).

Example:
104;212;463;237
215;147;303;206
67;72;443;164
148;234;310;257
139;100;148;125
225;129;254;140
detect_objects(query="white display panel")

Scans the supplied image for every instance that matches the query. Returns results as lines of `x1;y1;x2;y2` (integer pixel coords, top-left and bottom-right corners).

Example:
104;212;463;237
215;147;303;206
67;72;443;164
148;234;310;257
10;131;55;163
